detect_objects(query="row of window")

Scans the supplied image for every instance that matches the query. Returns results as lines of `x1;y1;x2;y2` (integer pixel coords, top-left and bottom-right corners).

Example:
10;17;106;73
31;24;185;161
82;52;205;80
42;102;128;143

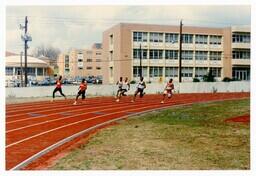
232;50;250;59
133;32;222;44
133;49;222;60
6;67;45;76
133;66;221;78
78;67;102;70
232;33;250;43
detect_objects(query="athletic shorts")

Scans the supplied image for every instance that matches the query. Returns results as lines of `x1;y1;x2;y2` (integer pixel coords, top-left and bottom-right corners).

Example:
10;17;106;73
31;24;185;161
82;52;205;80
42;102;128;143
77;90;86;99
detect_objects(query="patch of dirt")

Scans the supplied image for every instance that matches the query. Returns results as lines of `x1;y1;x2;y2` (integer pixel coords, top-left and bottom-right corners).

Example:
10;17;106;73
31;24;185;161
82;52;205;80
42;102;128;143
225;114;250;124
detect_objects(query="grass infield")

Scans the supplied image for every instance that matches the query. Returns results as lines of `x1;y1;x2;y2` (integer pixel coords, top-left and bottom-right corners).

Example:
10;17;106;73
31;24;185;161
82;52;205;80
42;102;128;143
51;99;250;170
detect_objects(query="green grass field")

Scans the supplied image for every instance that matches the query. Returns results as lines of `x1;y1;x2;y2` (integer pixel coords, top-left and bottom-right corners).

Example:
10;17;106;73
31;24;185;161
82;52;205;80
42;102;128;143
51;99;250;170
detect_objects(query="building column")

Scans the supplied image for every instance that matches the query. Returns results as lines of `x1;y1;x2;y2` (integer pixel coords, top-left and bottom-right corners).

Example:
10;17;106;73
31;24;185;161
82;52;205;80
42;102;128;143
35;67;38;77
13;67;15;76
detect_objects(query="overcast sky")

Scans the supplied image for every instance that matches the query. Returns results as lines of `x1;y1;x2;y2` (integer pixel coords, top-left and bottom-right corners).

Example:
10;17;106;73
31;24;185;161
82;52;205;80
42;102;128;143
6;5;250;54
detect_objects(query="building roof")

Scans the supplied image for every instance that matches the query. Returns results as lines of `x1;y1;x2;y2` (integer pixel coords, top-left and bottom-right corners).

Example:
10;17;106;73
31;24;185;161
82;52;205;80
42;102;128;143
5;51;18;57
5;55;49;67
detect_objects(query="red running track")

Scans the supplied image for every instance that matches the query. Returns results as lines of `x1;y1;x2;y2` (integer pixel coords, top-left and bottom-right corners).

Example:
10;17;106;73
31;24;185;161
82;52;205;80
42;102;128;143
5;93;249;170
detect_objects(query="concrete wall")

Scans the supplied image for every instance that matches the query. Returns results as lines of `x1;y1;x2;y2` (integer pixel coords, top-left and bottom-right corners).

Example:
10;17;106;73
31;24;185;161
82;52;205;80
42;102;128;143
6;82;250;98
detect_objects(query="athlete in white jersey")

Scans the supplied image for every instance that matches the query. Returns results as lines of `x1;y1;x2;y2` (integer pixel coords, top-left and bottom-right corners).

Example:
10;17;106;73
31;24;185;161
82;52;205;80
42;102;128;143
131;77;146;102
116;77;130;102
115;77;123;99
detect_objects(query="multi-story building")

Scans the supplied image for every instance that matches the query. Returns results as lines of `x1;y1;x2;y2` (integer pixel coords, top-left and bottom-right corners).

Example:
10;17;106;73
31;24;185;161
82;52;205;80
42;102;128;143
58;43;103;78
102;23;250;84
231;26;250;80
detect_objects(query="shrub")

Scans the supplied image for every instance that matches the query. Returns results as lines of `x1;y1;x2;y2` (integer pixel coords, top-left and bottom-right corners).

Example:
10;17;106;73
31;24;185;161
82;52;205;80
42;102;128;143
193;78;200;82
130;80;136;84
222;77;232;82
203;71;215;82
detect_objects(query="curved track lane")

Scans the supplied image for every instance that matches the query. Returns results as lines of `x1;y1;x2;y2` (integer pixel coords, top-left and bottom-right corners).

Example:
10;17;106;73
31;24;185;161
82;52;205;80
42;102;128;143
6;93;249;170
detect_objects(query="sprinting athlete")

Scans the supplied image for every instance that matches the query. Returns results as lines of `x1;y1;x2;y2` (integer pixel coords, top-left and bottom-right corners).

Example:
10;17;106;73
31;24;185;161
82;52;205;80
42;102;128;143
161;78;174;104
52;76;66;102
73;78;87;105
115;77;123;99
116;77;130;102
131;77;146;102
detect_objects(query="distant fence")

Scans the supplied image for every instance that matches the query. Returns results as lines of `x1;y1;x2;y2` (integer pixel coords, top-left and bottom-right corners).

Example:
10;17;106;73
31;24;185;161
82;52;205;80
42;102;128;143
6;82;250;98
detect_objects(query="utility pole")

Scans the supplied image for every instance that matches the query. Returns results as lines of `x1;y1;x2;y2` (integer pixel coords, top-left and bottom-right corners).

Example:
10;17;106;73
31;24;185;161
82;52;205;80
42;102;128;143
139;43;142;78
20;16;32;87
178;20;183;83
20;52;23;87
24;16;28;87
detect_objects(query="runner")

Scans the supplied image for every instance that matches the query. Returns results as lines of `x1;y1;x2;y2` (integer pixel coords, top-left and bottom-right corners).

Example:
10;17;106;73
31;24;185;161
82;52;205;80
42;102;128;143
115;77;123;99
131;77;146;102
73;78;87;105
116;77;130;102
161;78;174;104
52;75;67;102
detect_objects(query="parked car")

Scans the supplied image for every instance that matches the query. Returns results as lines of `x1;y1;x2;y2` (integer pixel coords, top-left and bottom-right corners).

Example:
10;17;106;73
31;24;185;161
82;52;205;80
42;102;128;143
38;79;50;86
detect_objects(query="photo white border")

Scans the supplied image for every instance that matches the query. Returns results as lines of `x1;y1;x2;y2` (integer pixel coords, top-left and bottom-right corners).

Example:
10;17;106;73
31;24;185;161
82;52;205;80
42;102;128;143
1;0;254;176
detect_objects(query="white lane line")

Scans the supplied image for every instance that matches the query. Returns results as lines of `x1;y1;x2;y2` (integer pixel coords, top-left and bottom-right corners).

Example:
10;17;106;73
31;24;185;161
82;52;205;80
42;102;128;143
6;100;144;124
6;99;115;115
6;101;157;133
6;103;163;148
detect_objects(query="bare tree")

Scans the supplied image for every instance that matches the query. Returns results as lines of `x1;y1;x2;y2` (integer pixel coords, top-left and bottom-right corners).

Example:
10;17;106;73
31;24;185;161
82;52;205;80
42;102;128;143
32;44;61;60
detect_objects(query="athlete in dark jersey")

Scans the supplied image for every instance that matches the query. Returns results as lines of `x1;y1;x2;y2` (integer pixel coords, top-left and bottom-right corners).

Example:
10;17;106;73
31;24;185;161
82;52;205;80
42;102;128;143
73;78;87;105
161;78;174;104
52;76;66;102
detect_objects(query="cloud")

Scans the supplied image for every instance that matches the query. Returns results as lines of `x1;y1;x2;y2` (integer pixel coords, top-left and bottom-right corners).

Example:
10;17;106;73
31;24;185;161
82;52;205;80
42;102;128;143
6;5;250;54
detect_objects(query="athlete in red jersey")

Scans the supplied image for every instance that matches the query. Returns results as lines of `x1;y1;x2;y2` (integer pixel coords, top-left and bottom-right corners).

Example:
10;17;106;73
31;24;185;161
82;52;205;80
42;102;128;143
161;78;174;104
52;76;66;102
73;78;87;105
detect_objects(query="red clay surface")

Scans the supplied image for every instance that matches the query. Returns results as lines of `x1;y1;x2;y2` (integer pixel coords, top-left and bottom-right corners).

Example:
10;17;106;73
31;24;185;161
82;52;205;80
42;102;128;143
225;114;250;123
5;93;249;170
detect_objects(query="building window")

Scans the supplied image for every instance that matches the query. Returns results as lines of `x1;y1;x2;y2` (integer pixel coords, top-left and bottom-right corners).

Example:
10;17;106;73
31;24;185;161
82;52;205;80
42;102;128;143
65;55;69;62
86;51;92;55
209;51;222;60
87;59;92;62
86;67;92;70
110;34;113;45
165;33;178;43
37;68;43;76
96;67;101;70
150;32;163;42
181;50;193;60
182;34;193;44
232;49;250;59
96;59;101;62
195;67;208;77
78;59;83;62
165;67;178;77
27;67;36;76
133;66;148;77
109;51;113;61
149;49;163;59
96;52;101;55
195;35;208;44
110;67;113;77
210;67;221;77
165;50;178;60
133;32;148;42
133;49;147;59
149;67;163;77
209;35;222;45
232;33;250;43
181;67;193;77
195;51;208;60
6;67;13;76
